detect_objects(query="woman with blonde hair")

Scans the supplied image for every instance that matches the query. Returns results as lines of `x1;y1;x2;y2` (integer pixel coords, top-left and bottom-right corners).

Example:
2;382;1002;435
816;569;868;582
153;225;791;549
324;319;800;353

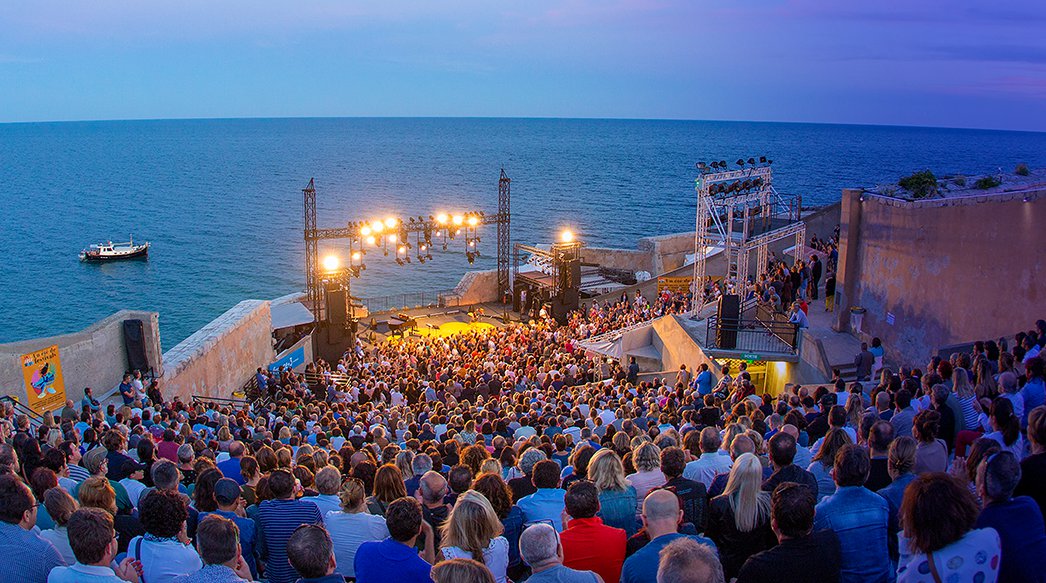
440;490;509;583
39;487;78;564
844;393;865;430
588;448;638;536
366;463;407;516
275;447;293;469
325;477;389;579
953;367;982;431
706;453;775;579
78;476;143;553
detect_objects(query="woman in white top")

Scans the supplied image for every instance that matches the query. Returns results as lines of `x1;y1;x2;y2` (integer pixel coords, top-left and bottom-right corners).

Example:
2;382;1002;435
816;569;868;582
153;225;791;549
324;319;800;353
325;477;389;579
439;490;510;583
39;488;78;565
984;398;1025;460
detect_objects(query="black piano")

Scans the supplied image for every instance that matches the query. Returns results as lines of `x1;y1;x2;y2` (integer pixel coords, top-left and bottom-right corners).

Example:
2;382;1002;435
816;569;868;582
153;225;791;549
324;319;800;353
387;313;417;336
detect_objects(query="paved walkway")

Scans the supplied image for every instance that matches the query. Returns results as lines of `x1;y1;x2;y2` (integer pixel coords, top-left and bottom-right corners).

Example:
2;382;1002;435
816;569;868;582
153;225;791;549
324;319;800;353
802;289;866;378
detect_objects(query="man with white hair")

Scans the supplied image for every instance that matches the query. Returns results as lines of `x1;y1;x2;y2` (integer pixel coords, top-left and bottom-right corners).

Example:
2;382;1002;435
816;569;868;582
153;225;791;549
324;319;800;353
657;537;725;583
520;522;603;583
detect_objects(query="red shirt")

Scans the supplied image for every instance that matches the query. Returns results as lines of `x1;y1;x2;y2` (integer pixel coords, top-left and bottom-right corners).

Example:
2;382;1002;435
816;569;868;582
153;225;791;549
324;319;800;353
560;516;626;583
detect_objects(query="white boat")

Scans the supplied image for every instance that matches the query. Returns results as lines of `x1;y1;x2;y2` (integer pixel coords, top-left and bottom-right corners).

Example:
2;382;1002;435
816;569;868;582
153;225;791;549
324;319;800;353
79;235;150;262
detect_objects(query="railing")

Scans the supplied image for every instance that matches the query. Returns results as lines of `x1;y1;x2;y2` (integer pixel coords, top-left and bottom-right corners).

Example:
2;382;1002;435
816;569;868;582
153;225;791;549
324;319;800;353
0;396;45;428
359;289;461;315
190;395;249;409
705;314;800;355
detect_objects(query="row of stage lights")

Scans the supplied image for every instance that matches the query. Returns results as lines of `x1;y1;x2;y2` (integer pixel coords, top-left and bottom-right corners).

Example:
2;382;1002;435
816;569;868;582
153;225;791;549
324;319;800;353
696;156;773;173
332;212;487;273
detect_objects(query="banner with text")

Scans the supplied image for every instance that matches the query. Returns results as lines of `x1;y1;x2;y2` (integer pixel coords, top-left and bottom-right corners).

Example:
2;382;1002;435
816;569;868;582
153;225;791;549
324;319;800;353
21;344;67;413
657;276;694;293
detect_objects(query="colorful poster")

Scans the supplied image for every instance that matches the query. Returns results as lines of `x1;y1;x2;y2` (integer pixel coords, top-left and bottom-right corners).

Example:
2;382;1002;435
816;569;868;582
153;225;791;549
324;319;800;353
657;276;694;293
21;344;67;413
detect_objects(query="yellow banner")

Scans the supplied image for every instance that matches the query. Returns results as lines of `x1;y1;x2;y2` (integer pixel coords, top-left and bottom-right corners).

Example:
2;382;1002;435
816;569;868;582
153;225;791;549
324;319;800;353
657;276;694;293
21;344;67;413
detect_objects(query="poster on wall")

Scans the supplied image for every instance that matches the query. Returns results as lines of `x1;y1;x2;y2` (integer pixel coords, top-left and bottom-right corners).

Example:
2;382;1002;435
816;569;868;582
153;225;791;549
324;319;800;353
21;344;67;413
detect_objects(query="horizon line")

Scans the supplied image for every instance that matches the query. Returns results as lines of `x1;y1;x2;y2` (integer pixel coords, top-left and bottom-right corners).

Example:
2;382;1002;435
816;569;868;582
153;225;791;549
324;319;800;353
1;114;1043;135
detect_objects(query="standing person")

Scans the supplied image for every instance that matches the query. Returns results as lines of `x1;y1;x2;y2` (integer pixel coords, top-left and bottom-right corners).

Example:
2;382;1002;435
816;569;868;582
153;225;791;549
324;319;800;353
45;508;141;583
809;255;822;300
519;523;601;583
693;364;714;398
118;375;135;407
559;481;626;583
824;270;836;312
897;474;1001;583
257;469;323;583
854;344;875;382
734;483;841;583
813;445;891;583
627;357;640;385
354;497;435;583
439;491;509;583
621;490;716;583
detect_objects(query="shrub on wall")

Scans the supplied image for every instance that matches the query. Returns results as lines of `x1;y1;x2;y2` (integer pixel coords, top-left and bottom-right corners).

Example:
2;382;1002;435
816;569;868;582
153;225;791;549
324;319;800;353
975;176;1001;190
1015;163;1030;176
898;170;938;199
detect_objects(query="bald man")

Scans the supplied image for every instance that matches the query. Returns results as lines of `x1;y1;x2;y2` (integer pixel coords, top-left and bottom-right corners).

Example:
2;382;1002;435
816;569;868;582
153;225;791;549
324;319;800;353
416;471;450;549
781;424;812;469
620;490;717;583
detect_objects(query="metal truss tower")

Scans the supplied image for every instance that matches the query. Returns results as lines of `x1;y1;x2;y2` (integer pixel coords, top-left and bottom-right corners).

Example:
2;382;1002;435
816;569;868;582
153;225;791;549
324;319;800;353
497;169;511;300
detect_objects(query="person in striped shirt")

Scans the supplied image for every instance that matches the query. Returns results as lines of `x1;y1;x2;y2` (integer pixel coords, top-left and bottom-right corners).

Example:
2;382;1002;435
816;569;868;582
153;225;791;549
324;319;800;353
257;469;322;583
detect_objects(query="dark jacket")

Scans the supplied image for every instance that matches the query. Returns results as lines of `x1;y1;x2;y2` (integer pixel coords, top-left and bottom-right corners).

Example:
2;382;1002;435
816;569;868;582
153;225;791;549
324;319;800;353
735;529;841;583
762;464;819;496
706;495;778;579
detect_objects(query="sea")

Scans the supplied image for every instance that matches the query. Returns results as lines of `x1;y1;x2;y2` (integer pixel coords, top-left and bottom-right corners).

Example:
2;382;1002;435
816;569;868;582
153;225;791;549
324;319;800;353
2;118;1044;349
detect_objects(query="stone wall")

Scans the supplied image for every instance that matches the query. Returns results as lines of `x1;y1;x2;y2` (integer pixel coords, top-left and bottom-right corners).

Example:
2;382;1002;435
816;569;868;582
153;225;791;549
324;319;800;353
836;186;1045;366
161;300;275;402
450;269;501;305
0;310;162;412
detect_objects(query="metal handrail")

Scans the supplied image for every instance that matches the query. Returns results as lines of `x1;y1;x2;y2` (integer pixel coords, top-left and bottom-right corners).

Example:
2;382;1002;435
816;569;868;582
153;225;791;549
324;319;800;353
705;313;800;354
0;396;45;427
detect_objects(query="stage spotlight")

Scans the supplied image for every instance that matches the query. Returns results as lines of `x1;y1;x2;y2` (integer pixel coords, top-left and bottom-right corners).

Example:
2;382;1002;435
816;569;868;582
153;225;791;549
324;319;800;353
719;160;727;168
452;215;464;226
467;216;479;227
322;255;339;272
351;251;362;262
409;217;415;223
747;158;756;165
384;217;398;228
696;162;708;172
561;229;575;243
466;252;475;265
360;225;371;236
436;213;449;225
387;234;397;243
396;258;404;266
760;156;767;164
736;159;745;167
710;161;719;170
371;221;384;233
365;235;376;246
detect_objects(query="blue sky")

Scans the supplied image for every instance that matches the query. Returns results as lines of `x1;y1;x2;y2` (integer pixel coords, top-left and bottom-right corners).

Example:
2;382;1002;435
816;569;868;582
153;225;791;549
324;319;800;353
1;0;1045;130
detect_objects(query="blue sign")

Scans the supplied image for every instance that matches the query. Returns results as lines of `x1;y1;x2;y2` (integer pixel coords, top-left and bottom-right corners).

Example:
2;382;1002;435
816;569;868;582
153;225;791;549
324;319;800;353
269;346;306;372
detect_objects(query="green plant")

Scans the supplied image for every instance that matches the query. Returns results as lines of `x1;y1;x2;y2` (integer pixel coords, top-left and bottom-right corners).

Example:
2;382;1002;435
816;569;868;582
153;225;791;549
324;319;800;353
898;170;938;199
1016;163;1030;176
952;175;966;187
975;176;1001;189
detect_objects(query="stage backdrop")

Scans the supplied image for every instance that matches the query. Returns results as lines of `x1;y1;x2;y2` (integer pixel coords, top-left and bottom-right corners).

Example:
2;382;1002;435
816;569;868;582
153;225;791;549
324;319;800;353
21;344;67;413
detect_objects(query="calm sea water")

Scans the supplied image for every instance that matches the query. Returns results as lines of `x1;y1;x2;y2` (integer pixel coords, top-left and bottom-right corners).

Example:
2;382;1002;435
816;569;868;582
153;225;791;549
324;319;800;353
1;118;1044;349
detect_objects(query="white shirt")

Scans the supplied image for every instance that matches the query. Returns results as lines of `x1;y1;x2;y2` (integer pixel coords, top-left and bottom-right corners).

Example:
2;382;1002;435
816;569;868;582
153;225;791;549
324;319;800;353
683;452;734;488
119;478;148;509
128;536;203;583
326;511;389;579
441;537;510;583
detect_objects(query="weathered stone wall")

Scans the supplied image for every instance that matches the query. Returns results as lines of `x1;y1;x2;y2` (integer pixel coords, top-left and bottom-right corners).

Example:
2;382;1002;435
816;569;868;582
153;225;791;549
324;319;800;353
450;269;501;305
0;310;162;411
161;300;275;402
836;187;1045;366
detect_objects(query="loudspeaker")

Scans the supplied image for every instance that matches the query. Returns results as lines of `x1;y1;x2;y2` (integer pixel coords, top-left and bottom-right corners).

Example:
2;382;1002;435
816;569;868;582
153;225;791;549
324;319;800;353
327;289;348;326
717;294;740;349
122;319;150;372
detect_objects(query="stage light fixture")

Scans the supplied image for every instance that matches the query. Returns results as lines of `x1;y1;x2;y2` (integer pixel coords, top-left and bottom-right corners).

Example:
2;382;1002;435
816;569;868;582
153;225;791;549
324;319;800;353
561;229;575;243
747;158;756;165
351;251;362;262
384;217;398;228
760;156;767;164
452;215;464;226
360;226;371;236
736;159;745;167
365;235;376;246
467;216;479;227
436;213;449;225
322;255;339;272
371;221;384;233
696;162;708;171
719;160;727;168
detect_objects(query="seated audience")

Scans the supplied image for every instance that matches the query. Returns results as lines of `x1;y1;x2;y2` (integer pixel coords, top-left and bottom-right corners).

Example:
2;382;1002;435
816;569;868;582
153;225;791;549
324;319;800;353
559;481;626;583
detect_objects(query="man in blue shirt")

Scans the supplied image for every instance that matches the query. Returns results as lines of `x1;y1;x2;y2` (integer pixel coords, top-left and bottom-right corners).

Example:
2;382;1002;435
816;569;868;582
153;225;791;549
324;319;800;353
200;478;259;578
257;469;323;583
518;460;568;531
621;489;716;583
0;474;67;583
693;363;714;397
814;444;891;583
354;498;434;583
118;374;135;406
975;451;1046;582
216;441;246;485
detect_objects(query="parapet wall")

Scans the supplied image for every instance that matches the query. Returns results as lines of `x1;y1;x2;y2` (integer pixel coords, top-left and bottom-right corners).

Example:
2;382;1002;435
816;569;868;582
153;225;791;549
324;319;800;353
836;186;1045;366
450;269;501;305
161;300;275;402
0;310;162;411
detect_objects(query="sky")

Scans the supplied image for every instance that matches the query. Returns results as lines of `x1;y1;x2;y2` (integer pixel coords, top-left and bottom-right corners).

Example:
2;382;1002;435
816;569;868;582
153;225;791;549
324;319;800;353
1;0;1045;131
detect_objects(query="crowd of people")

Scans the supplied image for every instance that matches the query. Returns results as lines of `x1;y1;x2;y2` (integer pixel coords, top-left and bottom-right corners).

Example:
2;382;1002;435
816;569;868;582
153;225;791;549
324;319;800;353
1;264;1044;583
